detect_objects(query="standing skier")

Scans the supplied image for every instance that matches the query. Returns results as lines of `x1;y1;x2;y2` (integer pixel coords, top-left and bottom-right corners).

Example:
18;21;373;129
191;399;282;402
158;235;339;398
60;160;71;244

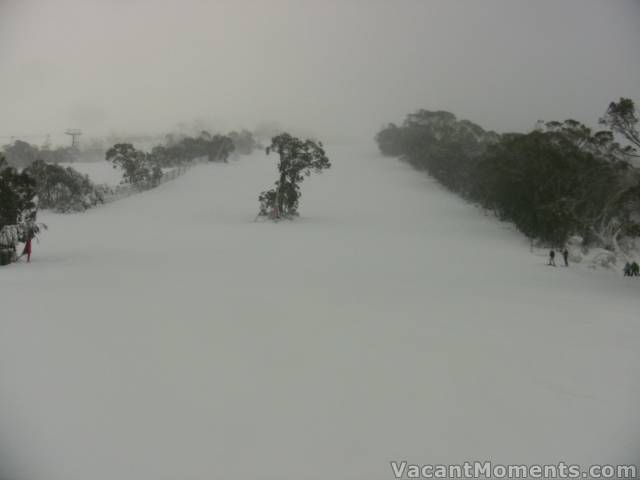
20;231;33;263
562;249;569;267
548;250;556;266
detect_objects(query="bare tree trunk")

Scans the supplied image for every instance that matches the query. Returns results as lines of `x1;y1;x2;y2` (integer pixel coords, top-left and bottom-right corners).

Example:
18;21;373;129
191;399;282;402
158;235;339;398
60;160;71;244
276;172;286;218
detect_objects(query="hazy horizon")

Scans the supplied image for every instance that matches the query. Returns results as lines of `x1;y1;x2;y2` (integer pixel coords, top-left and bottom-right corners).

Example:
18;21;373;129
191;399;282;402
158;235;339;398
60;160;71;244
1;0;639;145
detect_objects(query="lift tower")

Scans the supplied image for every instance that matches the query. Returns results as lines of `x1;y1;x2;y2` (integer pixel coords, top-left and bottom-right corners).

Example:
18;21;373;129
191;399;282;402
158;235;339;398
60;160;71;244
65;129;82;148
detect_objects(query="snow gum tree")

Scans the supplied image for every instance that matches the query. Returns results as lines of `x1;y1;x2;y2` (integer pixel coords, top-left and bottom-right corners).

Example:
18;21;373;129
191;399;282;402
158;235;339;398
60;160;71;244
106;143;162;189
600;97;640;155
24;160;104;213
258;133;330;219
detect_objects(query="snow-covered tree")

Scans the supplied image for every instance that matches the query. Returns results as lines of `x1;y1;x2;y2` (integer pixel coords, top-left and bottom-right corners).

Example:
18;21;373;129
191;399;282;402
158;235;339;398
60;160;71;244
258;134;330;220
0;153;37;230
600;98;640;156
24;160;104;212
106;143;162;189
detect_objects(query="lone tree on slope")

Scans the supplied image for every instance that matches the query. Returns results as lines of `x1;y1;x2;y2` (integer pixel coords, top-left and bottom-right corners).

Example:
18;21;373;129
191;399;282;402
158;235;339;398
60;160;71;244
258;133;331;220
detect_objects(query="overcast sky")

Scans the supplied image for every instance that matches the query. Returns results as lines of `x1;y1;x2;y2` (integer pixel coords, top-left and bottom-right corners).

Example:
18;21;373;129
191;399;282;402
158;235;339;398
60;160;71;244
0;0;638;144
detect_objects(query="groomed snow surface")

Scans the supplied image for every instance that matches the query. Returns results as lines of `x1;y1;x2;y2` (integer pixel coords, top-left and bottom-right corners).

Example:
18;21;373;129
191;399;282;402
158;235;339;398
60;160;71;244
58;161;175;188
1;145;639;480
58;161;124;187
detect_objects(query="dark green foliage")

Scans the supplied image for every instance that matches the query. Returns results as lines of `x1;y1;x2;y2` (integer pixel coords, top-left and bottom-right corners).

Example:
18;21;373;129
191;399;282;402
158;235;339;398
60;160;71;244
474;132;585;245
475;122;640;248
106;143;163;189
149;132;235;167
600;97;640;154
0;153;37;230
258;133;331;219
106;133;235;192
376;102;640;248
378;110;499;195
375;123;405;156
23;160;103;212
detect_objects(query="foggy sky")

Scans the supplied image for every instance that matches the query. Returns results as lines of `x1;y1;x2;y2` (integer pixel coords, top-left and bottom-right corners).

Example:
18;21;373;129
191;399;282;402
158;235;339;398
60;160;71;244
1;0;639;144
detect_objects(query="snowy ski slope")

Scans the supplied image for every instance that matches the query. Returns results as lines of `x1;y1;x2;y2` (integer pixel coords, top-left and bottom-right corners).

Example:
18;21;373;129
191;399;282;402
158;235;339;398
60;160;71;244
1;145;639;480
58;161;124;187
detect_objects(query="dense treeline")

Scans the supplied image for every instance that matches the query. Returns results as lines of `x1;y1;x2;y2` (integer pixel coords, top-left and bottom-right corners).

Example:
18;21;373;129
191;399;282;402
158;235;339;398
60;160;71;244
106;130;240;189
0;129;250;221
2;140;79;168
24;160;104;212
376;99;640;249
149;131;237;168
2;128;258;170
1;150;104;239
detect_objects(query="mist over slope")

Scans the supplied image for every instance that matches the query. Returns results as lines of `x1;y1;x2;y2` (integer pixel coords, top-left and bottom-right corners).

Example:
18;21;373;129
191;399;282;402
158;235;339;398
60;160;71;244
1;145;638;479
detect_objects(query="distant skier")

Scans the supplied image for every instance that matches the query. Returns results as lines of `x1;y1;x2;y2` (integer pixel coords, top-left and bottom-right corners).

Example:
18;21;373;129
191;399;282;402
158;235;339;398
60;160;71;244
548;250;556;267
624;262;632;276
632;261;640;276
562;249;569;267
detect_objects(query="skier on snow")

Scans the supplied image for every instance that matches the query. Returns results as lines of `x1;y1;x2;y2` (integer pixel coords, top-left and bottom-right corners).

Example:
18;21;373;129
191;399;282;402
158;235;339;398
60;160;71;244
19;230;33;263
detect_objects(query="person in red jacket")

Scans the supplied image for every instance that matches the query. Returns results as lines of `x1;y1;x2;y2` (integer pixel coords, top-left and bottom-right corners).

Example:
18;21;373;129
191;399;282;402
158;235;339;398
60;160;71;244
21;234;32;262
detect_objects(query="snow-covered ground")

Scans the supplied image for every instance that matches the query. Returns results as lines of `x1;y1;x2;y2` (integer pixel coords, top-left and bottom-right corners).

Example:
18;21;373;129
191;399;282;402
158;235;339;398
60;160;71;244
1;145;639;480
59;161;124;187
